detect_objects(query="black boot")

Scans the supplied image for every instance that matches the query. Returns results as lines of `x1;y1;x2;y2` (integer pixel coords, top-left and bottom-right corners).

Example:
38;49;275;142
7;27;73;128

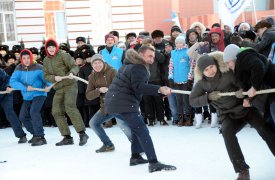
130;154;148;166
148;119;154;126
28;136;34;143
236;169;250;180
18;136;27;144
79;132;89;146
148;161;176;173
56;136;74;146
160;119;169;126
95;144;115;153
31;136;47;146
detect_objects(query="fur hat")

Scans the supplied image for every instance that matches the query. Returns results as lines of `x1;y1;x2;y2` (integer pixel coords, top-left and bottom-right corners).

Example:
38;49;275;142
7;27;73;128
239;30;256;41
76;37;86;43
74;52;84;60
110;31;119;38
83;49;95;59
4;53;16;62
223;44;240;63
0;45;9;52
12;45;22;53
105;33;115;42
151;30;164;39
126;32;137;40
254;20;272;32
59;43;70;52
197;54;216;72
91;54;104;65
238;22;251;32
29;47;39;55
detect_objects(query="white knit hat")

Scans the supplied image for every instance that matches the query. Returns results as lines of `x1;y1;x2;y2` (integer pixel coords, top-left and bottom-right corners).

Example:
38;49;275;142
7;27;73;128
175;35;186;44
223;44;240;63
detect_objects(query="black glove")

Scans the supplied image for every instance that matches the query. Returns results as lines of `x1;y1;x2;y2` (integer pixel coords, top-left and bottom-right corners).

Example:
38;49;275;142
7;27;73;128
168;79;174;88
186;80;193;91
235;89;244;99
208;91;221;101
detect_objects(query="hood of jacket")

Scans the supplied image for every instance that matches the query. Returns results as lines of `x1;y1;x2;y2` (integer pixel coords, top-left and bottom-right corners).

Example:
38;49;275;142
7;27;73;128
124;49;149;70
45;38;59;58
194;51;229;81
190;21;206;37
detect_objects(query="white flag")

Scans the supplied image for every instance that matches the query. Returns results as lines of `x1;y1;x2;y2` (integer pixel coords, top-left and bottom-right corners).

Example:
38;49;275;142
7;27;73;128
218;0;252;28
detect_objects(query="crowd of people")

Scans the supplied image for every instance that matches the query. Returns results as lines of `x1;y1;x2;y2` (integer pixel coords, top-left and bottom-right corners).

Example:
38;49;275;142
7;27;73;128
0;17;275;178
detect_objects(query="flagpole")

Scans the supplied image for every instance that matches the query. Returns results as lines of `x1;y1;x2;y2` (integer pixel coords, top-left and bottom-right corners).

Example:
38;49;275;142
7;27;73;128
252;0;258;23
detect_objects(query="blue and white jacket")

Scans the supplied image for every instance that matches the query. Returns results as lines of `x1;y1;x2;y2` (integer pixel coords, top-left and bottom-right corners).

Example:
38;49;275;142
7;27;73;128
101;46;123;71
168;47;190;83
10;63;52;100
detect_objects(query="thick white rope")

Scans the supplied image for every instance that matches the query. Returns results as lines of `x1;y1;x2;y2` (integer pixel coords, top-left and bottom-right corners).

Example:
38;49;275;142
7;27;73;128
171;88;275;96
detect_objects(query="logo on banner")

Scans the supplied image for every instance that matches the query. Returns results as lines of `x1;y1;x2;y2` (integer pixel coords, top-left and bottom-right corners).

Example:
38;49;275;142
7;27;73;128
224;0;246;14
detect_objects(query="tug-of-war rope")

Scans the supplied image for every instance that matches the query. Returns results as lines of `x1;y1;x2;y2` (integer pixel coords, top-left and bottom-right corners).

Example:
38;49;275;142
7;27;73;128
1;75;275;96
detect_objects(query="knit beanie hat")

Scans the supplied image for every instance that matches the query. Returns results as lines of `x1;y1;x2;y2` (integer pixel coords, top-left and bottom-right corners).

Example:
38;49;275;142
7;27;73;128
20;49;33;66
47;40;56;47
175;35;185;44
223;44;240;63
105;33;115;42
171;25;182;33
197;54;216;72
91;54;104;65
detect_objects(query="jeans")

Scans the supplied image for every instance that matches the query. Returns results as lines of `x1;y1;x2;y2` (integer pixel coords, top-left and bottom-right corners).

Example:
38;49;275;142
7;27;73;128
167;93;178;121
19;96;46;137
89;110;132;146
0;93;25;138
111;112;157;162
174;83;192;115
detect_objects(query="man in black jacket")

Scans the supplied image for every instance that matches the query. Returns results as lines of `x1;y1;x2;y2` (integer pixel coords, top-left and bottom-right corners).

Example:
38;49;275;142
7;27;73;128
104;46;176;173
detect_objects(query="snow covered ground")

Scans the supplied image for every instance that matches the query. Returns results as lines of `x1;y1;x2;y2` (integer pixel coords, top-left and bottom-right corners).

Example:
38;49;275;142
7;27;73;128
0;121;274;180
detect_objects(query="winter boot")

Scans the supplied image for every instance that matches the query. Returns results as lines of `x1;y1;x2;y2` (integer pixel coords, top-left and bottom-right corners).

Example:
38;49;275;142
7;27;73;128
177;113;184;127
148;162;177;173
31;136;47;146
160;119;169;126
184;114;193;126
195;113;203;129
56;136;74;146
28;136;34;143
203;110;211;120
79;132;89;146
18;136;27;144
148;119;154;126
130;154;148;166
236;169;250;180
104;120;113;128
95;144;115;153
210;113;218;128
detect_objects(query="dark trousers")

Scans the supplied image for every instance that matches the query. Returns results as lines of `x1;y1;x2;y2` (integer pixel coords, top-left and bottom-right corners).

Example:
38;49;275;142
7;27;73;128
0;93;25;138
143;95;164;121
19;96;46;137
221;108;275;173
112;112;157;162
174;83;192;115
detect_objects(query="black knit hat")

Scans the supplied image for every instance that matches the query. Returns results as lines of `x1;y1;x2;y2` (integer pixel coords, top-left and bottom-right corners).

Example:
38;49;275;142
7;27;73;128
4;53;16;62
47;40;56;47
76;37;86;43
29;47;39;55
164;41;174;48
151;30;164;39
197;54;216;72
171;25;182;33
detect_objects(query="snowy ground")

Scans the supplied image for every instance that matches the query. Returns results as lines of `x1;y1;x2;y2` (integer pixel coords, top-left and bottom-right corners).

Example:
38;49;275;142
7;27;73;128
0;121;274;180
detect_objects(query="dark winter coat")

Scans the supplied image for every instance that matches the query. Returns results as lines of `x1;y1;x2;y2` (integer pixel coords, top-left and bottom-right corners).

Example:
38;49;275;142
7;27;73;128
0;68;10;91
148;51;165;84
79;62;100;106
254;28;275;57
104;49;161;114
189;51;249;122
86;63;117;114
235;48;275;91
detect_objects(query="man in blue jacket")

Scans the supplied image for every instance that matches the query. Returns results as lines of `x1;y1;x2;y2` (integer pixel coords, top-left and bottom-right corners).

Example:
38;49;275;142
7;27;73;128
104;45;176;173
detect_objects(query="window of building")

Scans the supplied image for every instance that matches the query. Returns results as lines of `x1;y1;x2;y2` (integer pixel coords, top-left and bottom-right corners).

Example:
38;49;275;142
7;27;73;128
0;0;16;43
43;0;67;42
